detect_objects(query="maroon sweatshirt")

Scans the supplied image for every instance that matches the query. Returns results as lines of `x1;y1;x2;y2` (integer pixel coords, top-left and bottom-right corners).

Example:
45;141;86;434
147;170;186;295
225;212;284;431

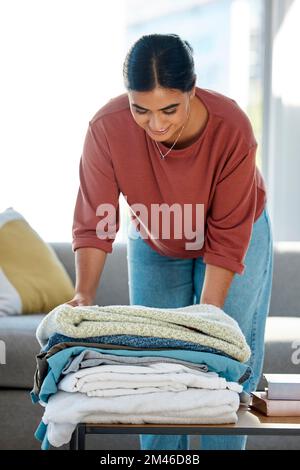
72;86;267;275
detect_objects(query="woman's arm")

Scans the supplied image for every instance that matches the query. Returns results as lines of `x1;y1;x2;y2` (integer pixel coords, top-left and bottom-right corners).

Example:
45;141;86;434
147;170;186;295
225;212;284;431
66;247;108;306
74;247;107;302
200;263;235;308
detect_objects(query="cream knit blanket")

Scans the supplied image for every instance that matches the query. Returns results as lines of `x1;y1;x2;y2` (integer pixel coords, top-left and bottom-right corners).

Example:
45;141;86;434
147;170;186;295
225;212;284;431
36;303;251;362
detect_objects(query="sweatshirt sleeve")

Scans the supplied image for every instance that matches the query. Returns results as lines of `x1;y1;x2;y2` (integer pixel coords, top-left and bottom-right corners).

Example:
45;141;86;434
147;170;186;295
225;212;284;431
203;143;258;275
72;119;120;253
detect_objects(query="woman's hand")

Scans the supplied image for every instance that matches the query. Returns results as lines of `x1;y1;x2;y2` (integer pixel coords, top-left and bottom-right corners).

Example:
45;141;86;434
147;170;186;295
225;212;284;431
64;292;93;307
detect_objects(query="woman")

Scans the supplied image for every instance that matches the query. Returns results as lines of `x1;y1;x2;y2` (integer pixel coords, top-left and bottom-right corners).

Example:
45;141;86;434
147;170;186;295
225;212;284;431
70;33;274;450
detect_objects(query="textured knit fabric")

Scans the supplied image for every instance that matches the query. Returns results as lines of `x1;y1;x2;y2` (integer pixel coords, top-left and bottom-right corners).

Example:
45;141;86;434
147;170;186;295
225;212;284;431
72;86;267;274
44;333;234;357
36;303;251;362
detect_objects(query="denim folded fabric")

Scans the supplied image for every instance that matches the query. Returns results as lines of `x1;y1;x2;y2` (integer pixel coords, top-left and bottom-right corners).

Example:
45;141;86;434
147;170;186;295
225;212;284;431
44;333;234;359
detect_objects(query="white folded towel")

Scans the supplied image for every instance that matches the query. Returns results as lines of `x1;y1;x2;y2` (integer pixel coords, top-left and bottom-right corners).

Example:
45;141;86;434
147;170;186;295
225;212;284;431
57;362;242;396
43;388;241;447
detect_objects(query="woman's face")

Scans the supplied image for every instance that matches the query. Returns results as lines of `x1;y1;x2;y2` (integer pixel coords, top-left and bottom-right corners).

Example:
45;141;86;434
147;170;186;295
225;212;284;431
128;86;194;143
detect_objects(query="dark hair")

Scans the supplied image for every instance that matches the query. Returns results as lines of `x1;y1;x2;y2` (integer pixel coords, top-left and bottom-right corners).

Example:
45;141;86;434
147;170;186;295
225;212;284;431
123;33;196;93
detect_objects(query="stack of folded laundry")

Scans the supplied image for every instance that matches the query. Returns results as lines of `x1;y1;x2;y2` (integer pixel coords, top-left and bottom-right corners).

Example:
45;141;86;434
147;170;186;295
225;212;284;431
30;303;252;449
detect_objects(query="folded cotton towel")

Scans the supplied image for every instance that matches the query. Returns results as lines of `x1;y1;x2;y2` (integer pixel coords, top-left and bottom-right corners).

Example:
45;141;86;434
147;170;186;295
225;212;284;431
36;303;251;362
57;362;243;397
42;388;241;447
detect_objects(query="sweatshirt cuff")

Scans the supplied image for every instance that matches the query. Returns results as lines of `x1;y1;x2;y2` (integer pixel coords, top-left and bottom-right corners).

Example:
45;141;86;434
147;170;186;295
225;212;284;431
71;237;114;254
203;252;245;275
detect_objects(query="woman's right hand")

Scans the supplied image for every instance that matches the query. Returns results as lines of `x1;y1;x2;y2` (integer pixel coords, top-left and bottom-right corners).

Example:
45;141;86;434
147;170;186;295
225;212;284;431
64;293;93;307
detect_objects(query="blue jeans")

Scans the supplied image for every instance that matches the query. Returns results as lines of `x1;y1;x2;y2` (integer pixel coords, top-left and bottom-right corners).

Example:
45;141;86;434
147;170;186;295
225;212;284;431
127;206;274;450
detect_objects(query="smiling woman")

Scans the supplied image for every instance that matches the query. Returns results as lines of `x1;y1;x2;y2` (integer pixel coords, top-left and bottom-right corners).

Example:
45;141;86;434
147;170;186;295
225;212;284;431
123;33;208;154
129;88;193;159
71;32;273;453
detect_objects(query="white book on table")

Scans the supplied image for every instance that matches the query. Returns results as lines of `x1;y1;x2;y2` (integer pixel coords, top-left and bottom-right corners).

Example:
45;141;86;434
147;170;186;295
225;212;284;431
264;374;300;400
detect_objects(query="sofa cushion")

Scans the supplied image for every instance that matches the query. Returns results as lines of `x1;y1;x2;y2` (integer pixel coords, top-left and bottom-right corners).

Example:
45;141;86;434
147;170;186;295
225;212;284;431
0;207;75;315
0;314;45;388
269;242;300;316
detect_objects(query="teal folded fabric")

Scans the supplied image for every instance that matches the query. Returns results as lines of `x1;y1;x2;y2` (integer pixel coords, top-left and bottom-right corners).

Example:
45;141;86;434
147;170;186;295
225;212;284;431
34;420;50;450
32;346;252;404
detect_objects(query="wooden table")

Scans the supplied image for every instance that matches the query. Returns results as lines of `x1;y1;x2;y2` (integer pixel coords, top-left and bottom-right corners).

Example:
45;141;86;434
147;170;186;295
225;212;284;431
69;406;300;450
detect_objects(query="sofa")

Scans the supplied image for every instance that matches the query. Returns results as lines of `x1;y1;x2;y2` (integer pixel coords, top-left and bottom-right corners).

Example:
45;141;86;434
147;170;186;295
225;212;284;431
1;240;300;450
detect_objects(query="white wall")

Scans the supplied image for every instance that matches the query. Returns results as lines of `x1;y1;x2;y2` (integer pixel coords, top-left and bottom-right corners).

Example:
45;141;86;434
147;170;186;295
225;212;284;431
0;0;127;243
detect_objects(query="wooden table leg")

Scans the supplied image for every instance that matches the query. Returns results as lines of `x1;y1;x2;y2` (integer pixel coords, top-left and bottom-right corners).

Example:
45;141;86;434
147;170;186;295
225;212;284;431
77;424;86;450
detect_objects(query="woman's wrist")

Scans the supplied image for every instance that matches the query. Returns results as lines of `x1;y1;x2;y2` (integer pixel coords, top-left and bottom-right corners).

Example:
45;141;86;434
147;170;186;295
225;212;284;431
73;291;94;303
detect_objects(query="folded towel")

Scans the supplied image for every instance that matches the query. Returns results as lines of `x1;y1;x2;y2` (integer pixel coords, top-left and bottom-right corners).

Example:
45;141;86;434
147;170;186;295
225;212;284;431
40;388;240;448
57;362;243;396
36;303;250;362
46;411;238;448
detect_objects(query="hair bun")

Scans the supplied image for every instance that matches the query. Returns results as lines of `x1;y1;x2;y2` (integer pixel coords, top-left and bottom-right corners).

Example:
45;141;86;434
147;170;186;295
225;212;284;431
183;40;194;55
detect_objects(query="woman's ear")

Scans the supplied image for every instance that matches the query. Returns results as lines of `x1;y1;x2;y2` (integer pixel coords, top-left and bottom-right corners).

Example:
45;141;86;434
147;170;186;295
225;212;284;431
189;75;197;99
189;88;196;101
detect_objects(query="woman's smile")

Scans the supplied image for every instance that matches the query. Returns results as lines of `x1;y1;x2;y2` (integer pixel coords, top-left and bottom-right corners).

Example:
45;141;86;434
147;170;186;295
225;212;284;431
148;125;171;135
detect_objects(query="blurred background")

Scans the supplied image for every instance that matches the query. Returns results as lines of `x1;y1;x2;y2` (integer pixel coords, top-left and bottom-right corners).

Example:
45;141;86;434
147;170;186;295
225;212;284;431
0;0;299;244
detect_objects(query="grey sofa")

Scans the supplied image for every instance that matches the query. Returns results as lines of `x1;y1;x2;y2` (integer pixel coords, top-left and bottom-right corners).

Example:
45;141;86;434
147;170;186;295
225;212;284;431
1;241;300;450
